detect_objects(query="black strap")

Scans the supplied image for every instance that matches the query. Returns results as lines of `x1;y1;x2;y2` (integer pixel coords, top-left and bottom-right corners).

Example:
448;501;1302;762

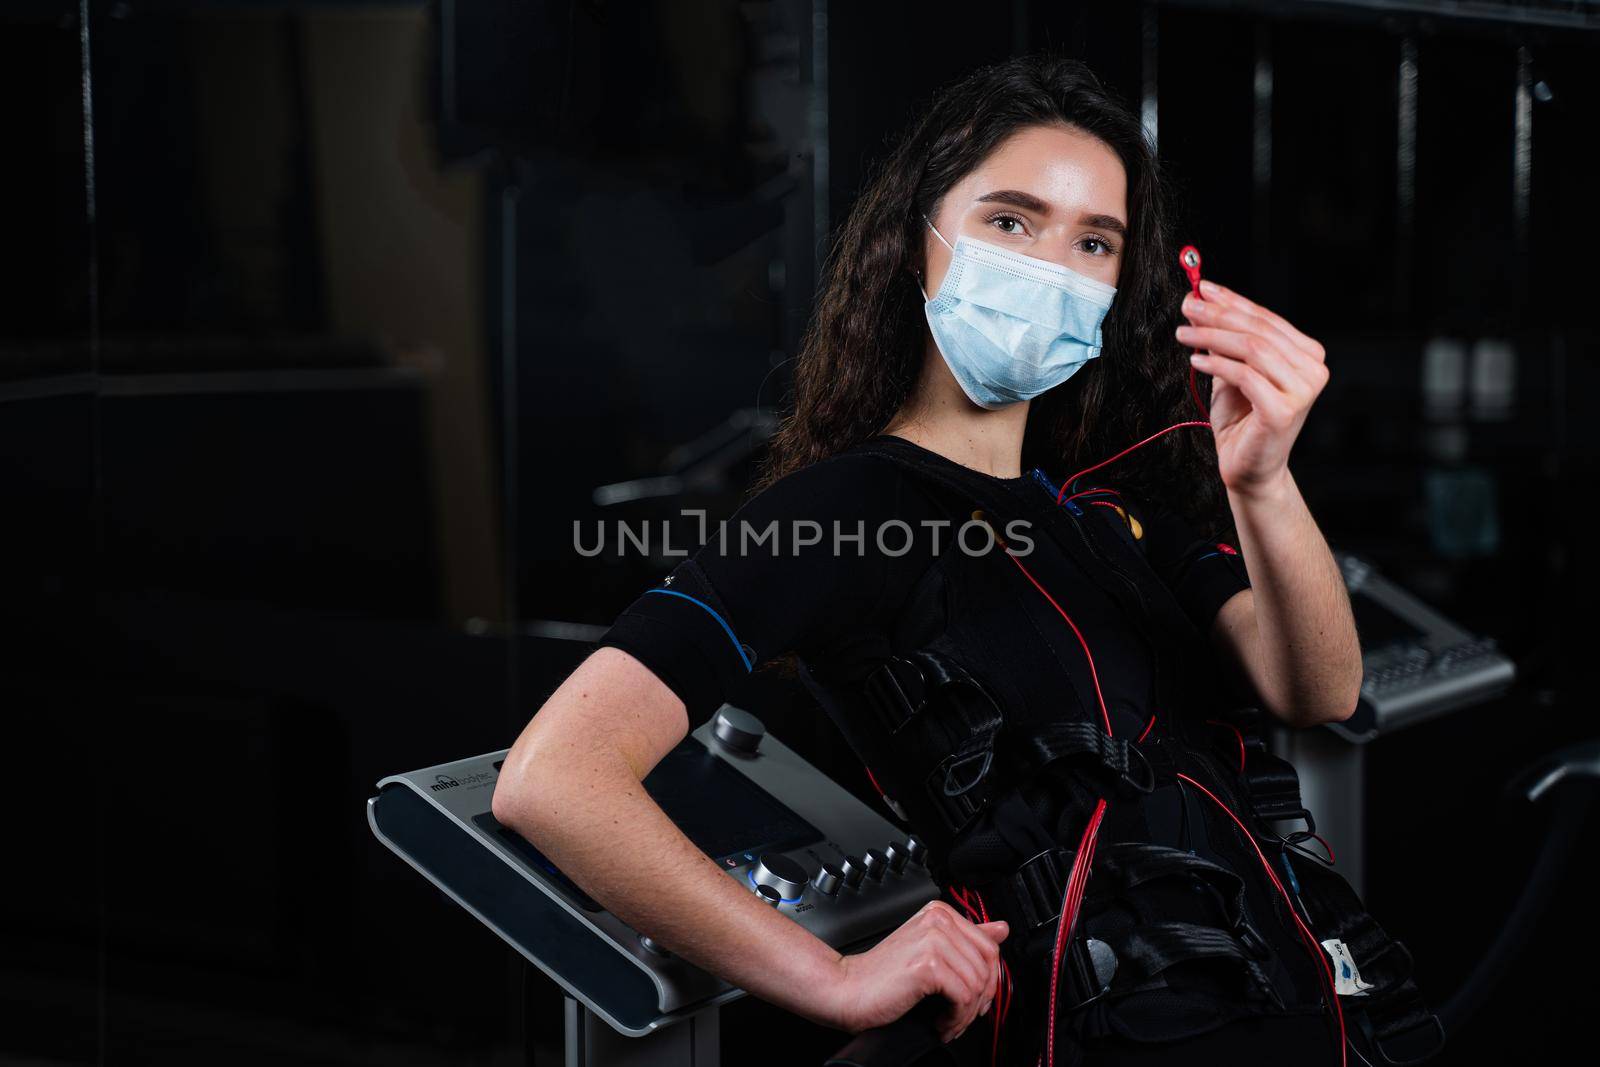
1007;721;1155;798
1207;708;1315;826
1094;841;1250;932
858;650;1007;839
1106;920;1285;1010
862;649;996;735
1286;847;1446;1062
1242;746;1314;824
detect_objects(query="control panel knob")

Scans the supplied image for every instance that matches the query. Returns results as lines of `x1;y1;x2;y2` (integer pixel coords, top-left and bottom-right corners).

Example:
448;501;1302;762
813;861;844;896
712;706;765;755
906;836;928;866
862;848;889;882
755;883;782;907
639;935;671;957
750;854;808;900
885;841;910;875
840;855;865;889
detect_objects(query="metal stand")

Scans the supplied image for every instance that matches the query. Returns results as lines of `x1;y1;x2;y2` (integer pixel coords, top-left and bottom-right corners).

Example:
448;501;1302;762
563;999;720;1067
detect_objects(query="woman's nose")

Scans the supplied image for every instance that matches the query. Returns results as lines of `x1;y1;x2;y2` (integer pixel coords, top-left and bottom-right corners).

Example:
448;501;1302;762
1030;238;1077;269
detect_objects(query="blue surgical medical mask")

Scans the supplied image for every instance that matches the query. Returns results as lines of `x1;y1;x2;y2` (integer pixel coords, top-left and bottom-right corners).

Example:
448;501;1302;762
919;215;1116;410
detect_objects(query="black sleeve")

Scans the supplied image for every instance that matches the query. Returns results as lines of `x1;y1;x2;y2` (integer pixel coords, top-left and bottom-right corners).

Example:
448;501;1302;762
596;452;931;724
1126;492;1251;633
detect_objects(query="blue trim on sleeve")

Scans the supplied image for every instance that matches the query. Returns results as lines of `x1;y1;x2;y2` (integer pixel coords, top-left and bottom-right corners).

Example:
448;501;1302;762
642;587;754;672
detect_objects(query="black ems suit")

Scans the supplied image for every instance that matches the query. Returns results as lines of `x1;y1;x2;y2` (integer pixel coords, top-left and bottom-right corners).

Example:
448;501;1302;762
600;434;1444;1066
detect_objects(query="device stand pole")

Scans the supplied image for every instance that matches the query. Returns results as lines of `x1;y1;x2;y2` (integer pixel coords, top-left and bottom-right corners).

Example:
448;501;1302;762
563;998;720;1067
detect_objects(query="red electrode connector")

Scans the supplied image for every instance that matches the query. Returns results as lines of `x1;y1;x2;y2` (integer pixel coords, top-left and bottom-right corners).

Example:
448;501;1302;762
1180;244;1203;295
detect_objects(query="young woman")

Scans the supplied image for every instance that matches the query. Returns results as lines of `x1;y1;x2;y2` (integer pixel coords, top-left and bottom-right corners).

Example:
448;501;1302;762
492;54;1386;1067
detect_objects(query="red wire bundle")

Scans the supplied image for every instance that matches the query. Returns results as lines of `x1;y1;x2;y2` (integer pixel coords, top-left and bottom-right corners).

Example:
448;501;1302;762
948;884;1015;1067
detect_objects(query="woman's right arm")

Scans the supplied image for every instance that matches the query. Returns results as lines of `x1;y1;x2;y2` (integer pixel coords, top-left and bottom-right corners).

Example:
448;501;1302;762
490;645;1009;1043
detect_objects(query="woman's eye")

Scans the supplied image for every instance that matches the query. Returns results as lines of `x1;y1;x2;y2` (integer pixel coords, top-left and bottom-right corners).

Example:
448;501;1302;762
1079;236;1113;256
990;214;1026;235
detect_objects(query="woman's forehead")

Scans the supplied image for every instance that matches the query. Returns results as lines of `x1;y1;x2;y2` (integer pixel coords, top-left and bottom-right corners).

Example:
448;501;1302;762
955;125;1127;220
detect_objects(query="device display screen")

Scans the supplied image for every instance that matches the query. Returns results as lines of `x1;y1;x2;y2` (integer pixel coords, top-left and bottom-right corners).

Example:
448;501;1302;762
641;740;824;862
478;738;822;912
1351;593;1428;652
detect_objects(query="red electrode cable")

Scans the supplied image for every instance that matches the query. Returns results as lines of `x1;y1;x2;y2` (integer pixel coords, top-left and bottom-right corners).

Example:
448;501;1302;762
1057;422;1211;505
1205;718;1248;773
946;884;1013;1067
1003;548;1113;1067
1180;245;1212;422
1051;246;1217;505
1175;772;1348;1067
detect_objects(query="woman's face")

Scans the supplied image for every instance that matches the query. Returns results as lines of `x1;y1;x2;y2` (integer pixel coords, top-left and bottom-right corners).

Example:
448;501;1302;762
921;123;1129;294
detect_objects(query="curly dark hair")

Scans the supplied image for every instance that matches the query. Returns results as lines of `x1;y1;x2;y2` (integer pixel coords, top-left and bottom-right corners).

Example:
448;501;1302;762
755;52;1234;543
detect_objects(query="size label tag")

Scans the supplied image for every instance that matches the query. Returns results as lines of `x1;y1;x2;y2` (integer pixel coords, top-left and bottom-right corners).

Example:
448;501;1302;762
1321;938;1376;996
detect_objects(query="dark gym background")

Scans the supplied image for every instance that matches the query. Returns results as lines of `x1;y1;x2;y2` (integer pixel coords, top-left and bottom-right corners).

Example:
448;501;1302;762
4;0;1597;1063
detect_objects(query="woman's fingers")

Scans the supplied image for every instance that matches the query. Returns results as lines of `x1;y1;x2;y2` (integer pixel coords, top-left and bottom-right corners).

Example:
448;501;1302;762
1188;351;1290;424
1175;324;1312;400
929;947;986;1041
1198;278;1325;362
918;958;972;1042
1180;297;1324;388
919;906;985;994
916;904;1004;1040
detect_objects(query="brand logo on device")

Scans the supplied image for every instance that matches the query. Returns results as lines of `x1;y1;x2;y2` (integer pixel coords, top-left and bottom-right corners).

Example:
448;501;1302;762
429;770;496;792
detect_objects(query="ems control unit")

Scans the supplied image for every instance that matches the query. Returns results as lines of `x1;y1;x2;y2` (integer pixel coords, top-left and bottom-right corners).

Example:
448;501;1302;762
367;706;937;1049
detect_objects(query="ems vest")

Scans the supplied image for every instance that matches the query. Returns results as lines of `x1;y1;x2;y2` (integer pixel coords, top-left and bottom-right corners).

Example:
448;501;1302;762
797;436;1444;1067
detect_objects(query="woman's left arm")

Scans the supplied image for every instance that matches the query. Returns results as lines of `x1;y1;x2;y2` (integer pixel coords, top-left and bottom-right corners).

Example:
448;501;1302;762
1176;279;1363;729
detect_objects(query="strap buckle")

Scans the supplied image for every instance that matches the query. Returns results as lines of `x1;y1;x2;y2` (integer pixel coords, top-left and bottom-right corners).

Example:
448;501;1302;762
922;729;1000;835
1060;934;1118;1014
863;657;927;735
1120;742;1155;797
986;846;1075;933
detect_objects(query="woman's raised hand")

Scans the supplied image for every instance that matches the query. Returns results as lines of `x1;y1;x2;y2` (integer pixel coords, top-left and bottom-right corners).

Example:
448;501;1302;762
819;900;1009;1044
1176;279;1330;500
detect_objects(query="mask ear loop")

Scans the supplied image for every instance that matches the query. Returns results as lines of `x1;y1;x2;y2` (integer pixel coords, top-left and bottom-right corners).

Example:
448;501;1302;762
916;214;954;301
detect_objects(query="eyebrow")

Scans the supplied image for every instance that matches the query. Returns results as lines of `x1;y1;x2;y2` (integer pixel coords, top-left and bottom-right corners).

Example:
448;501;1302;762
1080;213;1128;238
975;189;1050;214
973;190;1127;237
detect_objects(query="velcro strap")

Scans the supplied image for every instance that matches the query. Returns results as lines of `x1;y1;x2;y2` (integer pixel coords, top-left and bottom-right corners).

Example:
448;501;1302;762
1108;921;1284;1010
1208;708;1313;825
1009;722;1154;797
1095;842;1249;931
1241;746;1311;823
